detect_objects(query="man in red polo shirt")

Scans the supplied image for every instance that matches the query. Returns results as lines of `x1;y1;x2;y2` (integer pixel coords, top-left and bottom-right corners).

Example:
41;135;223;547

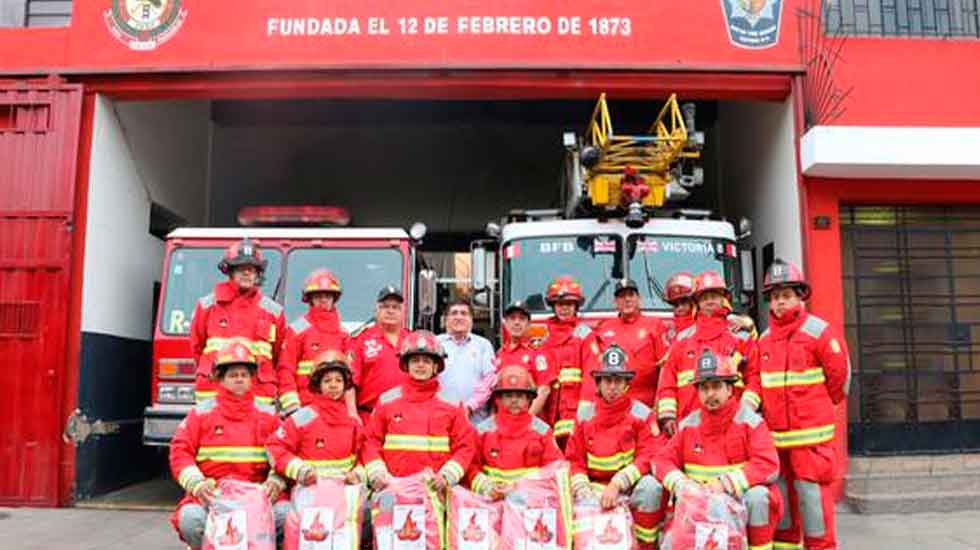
349;285;410;423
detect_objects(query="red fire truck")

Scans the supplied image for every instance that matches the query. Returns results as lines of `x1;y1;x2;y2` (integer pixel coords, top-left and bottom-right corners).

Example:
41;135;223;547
142;220;434;446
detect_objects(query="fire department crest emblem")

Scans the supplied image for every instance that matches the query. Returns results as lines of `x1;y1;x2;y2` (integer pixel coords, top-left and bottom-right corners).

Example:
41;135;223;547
104;0;187;51
721;0;783;49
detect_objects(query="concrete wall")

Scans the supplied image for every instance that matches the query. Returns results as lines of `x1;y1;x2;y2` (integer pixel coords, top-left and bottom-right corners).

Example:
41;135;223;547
77;96;211;498
719;98;802;270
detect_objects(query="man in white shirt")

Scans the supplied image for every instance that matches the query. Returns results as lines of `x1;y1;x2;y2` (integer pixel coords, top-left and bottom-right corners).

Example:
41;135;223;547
437;299;496;423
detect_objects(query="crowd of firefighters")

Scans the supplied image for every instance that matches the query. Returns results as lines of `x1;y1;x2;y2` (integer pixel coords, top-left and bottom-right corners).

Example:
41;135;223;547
169;237;851;550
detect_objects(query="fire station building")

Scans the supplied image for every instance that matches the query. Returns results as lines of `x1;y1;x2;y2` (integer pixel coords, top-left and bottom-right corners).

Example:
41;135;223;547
1;0;979;510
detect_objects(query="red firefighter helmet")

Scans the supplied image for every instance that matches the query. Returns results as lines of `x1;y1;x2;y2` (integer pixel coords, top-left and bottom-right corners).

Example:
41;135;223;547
763;258;812;300
492;365;538;397
212;338;258;379
308;349;353;392
693;270;731;301
398;330;447;374
218;238;267;275
693;348;740;385
545;275;585;306
664;271;696;305
302;269;342;303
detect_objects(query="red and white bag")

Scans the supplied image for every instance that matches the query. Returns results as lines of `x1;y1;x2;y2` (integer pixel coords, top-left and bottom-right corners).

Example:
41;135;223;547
283;477;364;550
573;498;638;550
447;485;501;550
203;479;275;550
668;487;748;550
500;461;574;550
371;471;444;550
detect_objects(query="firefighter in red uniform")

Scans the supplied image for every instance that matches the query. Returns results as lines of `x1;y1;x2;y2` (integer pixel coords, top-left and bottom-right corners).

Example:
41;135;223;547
664;271;697;344
566;345;668;549
189;238;285;407
267;349;364;488
656;270;761;436
277;269;350;413
540;275;594;443
581;279;669;411
348;285;411;424
169;339;289;550
495;300;558;421
758;259;850;550
466;365;564;499
363;330;477;493
655;348;783;550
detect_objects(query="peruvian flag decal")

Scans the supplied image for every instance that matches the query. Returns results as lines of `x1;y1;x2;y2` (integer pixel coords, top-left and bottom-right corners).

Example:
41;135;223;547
504;242;521;259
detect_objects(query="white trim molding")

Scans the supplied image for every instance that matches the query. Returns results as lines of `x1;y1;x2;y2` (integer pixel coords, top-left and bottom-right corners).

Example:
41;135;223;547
802;125;980;180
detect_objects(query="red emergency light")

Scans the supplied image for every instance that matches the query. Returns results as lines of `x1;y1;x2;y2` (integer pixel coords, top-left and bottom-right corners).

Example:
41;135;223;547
237;205;351;227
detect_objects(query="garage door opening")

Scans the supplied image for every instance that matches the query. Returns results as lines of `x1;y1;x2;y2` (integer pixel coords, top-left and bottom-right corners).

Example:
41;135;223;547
74;91;800;507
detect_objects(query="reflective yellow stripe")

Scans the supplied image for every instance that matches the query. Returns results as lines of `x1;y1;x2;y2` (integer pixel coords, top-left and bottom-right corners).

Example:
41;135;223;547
296;360;315;376
658;397;677;416
204;337;273;359
279;391;300;410
310;455;357;475
677;369;695;387
761;368;826;389
382;434;450;452
554;419;574;437
178;465;205;491
483;466;541;483
750;543;774;550
586;449;634;472
195;390;216;403
772;424;835;448
254;395;275;406
743;390;761;409
774;542;802;550
196;446;268;463
684;462;746;483
558;367;582;384
285;457;306;480
440;460;465;485
663;470;685;492
634;524;660;543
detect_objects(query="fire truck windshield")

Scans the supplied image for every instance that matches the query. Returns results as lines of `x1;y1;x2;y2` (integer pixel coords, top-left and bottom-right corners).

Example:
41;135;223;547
503;235;622;314
627;234;740;310
159;247;283;335
282;247;404;330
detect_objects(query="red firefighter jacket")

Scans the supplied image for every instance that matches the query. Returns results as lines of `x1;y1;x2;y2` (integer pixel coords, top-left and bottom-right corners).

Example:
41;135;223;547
565;396;665;493
465;408;564;496
494;339;559;422
266;394;364;482
667;311;696;345
277;308;350;409
655;398;779;497
189;280;285;405
656;309;760;422
349;325;410;414
169;387;283;495
541;316;594;438
757;306;850;450
362;377;477;486
580;314;669;411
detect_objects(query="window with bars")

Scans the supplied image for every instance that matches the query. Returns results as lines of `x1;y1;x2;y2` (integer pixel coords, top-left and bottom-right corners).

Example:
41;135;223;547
841;205;980;454
825;0;980;37
0;1;72;28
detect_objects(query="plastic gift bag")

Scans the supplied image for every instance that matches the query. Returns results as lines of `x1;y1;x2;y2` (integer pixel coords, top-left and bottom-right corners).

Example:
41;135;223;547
203;479;275;550
500;461;574;550
573;497;637;550
371;471;444;550
283;477;364;550
447;485;501;550
667;486;748;550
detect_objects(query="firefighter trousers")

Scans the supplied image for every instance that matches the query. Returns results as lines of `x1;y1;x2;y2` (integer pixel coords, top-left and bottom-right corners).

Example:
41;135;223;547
774;443;838;550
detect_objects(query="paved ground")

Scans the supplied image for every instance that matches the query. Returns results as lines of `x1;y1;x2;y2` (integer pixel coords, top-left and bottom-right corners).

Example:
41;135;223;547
1;507;978;549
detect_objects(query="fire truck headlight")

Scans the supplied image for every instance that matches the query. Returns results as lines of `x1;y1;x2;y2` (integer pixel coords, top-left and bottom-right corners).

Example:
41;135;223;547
158;384;179;403
177;386;196;403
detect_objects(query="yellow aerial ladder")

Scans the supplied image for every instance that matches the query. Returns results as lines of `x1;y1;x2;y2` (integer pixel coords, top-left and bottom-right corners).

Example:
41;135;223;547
566;93;703;223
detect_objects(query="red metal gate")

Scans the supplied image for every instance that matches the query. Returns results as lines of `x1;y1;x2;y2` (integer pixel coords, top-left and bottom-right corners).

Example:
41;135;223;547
0;81;82;506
